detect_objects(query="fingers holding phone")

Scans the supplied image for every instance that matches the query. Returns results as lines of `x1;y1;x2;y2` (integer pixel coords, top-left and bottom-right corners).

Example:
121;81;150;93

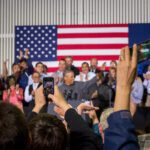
43;77;54;101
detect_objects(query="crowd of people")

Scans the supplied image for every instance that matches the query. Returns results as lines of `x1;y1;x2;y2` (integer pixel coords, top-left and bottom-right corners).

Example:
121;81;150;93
0;46;150;150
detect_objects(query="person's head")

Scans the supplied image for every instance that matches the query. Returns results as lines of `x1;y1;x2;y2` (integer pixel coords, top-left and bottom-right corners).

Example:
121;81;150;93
109;67;117;79
35;62;44;74
43;65;48;74
12;63;20;74
81;62;90;74
6;76;17;89
110;60;117;68
32;72;41;83
0;103;29;150
28;113;67;150
65;56;73;67
59;59;66;72
19;59;28;71
90;58;98;69
63;70;75;85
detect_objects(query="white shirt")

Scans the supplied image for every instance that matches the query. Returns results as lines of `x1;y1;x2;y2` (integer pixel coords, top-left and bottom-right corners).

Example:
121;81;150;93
75;72;96;82
24;83;40;102
143;71;150;94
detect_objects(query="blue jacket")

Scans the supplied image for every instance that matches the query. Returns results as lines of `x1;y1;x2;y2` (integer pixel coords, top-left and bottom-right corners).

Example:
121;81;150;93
104;110;140;150
18;59;34;90
19;71;29;90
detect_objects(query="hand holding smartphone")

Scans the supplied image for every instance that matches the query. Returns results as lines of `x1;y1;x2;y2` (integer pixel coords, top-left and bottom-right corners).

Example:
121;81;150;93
43;77;54;101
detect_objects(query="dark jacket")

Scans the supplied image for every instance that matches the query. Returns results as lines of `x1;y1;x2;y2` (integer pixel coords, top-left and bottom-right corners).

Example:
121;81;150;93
59;77;97;100
19;70;29;91
18;58;34;90
65;109;103;150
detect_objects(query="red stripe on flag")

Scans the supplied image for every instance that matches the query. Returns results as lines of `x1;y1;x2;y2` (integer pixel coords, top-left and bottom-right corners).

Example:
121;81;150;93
58;44;128;49
57;55;119;61
58;33;128;38
58;24;128;28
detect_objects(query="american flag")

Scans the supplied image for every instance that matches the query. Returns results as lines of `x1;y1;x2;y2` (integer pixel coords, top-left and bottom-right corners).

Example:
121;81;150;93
15;24;129;74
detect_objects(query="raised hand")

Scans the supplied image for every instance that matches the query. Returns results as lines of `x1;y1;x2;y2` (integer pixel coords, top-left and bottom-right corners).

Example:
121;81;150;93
2;59;9;78
33;86;46;113
114;44;137;111
77;102;99;115
25;48;29;59
48;85;71;112
19;50;24;60
3;59;9;64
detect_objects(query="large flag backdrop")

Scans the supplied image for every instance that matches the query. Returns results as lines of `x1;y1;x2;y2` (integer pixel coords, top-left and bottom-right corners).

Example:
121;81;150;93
15;24;150;74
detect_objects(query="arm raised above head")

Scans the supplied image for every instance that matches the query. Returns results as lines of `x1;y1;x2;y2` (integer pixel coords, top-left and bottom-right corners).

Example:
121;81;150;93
114;45;137;112
104;45;140;150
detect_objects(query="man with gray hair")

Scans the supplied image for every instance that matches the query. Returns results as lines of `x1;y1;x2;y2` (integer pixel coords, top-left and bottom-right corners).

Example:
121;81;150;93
59;70;97;100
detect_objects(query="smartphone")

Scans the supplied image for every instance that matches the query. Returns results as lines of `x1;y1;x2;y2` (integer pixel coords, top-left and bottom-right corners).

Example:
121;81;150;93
43;77;54;98
130;39;150;62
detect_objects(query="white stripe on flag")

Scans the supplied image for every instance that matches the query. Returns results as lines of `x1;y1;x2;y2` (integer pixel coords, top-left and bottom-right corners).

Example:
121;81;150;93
58;27;128;33
58;38;128;44
57;49;121;56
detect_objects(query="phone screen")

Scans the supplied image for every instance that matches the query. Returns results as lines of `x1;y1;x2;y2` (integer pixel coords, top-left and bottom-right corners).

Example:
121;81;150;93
43;77;54;97
130;40;150;62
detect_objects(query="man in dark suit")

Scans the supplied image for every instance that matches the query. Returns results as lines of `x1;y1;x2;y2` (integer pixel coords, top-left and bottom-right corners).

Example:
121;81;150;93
65;56;79;77
90;58;100;74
